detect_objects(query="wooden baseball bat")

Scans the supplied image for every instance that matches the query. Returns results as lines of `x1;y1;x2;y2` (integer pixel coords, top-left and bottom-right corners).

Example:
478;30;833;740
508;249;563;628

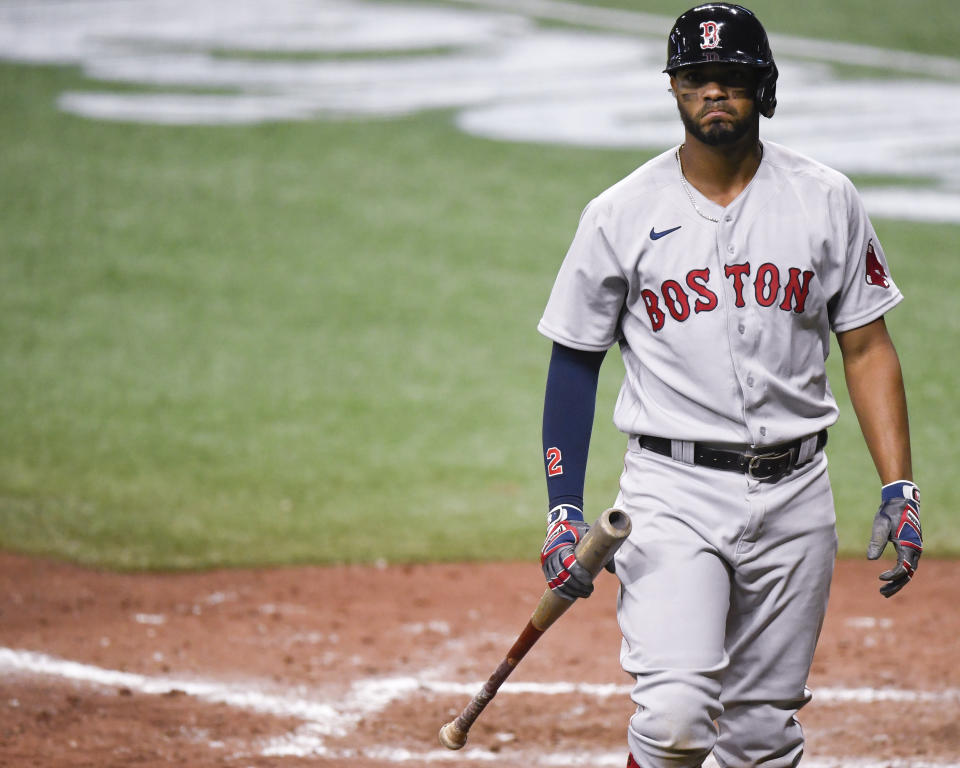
438;507;632;750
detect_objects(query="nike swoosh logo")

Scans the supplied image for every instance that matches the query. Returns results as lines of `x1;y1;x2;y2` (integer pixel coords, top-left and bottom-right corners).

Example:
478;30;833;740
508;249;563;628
650;225;682;240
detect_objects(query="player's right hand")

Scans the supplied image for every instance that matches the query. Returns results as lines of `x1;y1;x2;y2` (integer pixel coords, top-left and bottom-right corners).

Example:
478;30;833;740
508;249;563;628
866;480;922;598
540;504;594;601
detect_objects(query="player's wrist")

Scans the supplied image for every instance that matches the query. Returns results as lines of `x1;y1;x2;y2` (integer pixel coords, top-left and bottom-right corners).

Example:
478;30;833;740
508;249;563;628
547;503;585;527
881;480;919;504
541;505;588;565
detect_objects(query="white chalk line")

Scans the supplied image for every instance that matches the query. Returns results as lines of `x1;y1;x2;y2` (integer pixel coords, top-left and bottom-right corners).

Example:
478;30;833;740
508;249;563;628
448;0;960;79
2;648;959;766
417;679;960;704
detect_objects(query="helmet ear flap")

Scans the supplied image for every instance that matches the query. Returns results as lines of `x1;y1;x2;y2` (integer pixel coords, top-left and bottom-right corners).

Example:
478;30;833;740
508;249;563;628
757;62;778;118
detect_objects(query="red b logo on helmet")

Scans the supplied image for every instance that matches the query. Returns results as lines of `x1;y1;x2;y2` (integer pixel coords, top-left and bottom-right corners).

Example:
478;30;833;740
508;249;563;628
864;240;889;288
700;21;721;49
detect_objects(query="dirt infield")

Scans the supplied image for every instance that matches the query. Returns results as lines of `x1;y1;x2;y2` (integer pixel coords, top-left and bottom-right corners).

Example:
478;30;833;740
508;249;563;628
0;553;958;767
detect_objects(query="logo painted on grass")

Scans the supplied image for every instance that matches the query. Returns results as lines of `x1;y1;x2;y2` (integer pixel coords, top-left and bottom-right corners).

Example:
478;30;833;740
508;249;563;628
1;0;958;222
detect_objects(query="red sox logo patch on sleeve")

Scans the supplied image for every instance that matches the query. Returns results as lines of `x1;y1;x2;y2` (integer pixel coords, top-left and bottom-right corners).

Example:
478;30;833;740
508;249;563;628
699;21;721;49
864;240;890;288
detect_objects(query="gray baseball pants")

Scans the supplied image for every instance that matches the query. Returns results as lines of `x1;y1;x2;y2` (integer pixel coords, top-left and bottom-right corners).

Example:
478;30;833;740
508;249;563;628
614;442;837;767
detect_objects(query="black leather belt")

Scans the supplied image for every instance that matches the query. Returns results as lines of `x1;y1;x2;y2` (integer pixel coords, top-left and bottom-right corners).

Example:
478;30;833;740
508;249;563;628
638;430;828;482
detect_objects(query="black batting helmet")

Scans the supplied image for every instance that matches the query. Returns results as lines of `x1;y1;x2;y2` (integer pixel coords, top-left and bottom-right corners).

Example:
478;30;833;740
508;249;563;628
664;3;778;118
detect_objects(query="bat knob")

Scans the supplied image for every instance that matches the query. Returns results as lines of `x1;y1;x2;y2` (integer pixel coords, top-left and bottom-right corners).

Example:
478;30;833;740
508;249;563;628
439;721;468;750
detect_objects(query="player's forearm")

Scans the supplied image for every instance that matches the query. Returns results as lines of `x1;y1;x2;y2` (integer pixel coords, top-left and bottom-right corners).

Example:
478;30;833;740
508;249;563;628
542;343;606;509
837;319;912;484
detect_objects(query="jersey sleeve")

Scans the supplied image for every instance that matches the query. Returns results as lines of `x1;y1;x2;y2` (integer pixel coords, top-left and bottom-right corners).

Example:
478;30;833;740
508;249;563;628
538;201;628;351
828;179;904;333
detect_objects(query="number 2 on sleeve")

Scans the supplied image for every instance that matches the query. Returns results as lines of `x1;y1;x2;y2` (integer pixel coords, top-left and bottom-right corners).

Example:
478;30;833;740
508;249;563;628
546;447;563;477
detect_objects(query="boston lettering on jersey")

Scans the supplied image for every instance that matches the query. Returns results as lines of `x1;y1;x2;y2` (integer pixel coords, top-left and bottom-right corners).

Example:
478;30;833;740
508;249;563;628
640;261;814;331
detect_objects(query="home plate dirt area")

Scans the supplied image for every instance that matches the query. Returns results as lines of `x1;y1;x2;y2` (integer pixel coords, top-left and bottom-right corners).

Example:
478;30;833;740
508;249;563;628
0;553;958;767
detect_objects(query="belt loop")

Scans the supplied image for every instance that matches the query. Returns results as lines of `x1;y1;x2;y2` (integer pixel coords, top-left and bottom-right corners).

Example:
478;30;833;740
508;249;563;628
670;439;695;465
796;434;818;465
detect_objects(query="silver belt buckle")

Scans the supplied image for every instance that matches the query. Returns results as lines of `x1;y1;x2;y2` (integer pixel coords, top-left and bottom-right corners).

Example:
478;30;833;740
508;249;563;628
747;449;793;480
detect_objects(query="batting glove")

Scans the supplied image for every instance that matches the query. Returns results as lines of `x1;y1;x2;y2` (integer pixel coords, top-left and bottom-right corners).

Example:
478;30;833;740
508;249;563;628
867;480;922;598
541;504;594;601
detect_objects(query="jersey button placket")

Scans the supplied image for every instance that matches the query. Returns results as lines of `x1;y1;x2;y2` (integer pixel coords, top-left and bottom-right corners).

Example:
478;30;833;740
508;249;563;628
730;237;762;440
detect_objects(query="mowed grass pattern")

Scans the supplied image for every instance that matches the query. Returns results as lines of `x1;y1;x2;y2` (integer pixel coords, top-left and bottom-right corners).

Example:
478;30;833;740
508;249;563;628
1;1;958;567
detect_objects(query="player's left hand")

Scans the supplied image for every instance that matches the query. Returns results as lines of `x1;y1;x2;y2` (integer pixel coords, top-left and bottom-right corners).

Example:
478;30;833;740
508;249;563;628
866;480;922;598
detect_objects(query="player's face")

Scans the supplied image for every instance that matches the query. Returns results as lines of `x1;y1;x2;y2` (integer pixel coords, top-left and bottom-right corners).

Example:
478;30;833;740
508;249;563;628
671;64;758;146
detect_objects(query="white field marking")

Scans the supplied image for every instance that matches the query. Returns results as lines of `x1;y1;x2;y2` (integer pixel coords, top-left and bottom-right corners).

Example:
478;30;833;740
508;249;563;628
701;761;960;768
3;647;960;764
541;757;960;768
264;745;960;767
846;616;894;629
1;0;959;222
417;679;960;704
133;613;166;625
402;621;451;635
0;647;354;736
258;603;309;616
203;590;237;606
282;631;333;646
449;0;960;78
815;686;960;704
423;679;629;697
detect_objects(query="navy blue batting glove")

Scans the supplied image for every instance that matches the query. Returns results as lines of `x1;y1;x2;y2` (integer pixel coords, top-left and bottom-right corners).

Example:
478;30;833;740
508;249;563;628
867;481;922;598
540;504;594;601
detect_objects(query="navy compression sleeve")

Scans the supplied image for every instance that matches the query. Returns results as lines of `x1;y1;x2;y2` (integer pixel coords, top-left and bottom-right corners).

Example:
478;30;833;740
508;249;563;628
542;342;606;511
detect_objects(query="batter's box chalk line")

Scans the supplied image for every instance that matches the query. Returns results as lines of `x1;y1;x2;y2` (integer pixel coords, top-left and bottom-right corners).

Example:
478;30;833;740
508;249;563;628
1;648;959;766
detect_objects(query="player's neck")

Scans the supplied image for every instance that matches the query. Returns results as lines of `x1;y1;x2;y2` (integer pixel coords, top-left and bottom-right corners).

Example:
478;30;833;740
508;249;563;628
677;135;763;208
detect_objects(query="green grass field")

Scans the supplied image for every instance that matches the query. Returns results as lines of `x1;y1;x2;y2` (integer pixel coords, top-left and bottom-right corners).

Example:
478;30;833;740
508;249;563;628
1;0;958;568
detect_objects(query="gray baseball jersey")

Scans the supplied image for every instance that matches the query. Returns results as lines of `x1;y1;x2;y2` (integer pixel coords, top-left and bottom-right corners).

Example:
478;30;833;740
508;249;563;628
538;141;903;446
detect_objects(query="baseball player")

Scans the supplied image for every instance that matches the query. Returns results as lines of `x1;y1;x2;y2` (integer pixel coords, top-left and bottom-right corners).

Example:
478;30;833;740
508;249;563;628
536;4;923;767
